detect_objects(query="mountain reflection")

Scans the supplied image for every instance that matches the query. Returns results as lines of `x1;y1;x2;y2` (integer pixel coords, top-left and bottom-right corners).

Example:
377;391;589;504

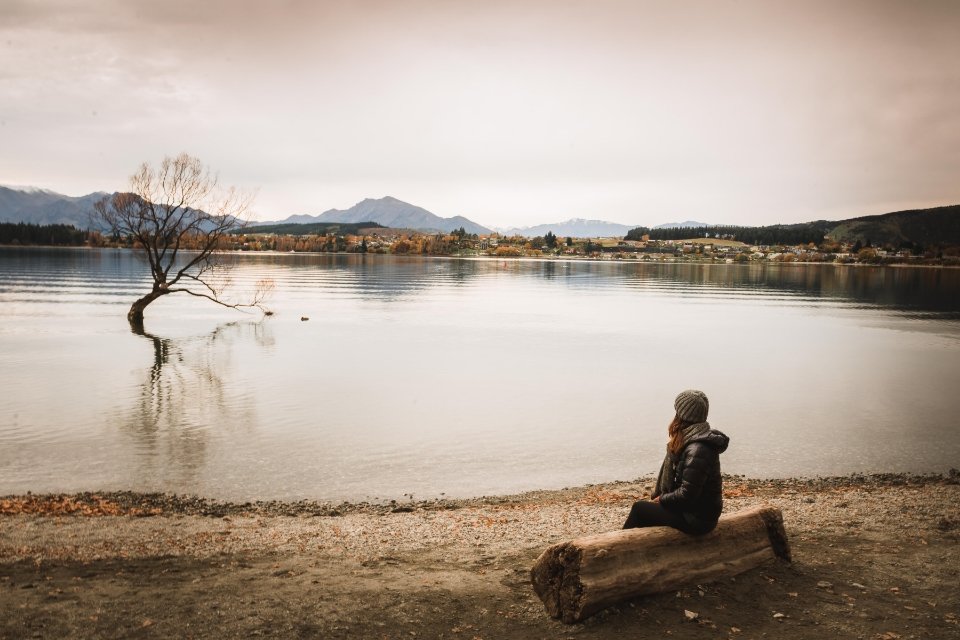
216;253;485;301
122;320;272;486
202;252;960;314
616;262;960;314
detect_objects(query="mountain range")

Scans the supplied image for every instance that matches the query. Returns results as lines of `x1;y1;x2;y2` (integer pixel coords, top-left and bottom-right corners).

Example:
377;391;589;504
2;185;957;245
0;186;700;237
253;196;493;235
0;186;109;227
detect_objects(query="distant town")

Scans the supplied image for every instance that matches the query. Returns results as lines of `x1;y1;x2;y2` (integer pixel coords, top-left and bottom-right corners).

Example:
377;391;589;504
2;186;958;265
224;227;955;265
2;221;957;266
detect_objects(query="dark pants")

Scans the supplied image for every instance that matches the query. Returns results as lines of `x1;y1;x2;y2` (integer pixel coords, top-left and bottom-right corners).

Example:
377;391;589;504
622;500;709;535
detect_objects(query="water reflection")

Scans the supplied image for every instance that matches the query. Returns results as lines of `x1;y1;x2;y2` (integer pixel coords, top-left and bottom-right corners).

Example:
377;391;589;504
223;253;487;301
121;320;273;488
614;262;960;314
5;247;957;314
280;256;960;314
3;248;960;500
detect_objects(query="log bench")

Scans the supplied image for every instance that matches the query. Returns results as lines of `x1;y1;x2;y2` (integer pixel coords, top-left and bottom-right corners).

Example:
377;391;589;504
530;504;791;623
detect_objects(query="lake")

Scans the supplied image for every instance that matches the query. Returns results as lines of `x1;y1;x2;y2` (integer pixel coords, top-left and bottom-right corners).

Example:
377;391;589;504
1;247;958;501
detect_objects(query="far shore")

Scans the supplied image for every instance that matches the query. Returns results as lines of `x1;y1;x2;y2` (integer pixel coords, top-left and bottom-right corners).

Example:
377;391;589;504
3;244;960;268
3;472;958;639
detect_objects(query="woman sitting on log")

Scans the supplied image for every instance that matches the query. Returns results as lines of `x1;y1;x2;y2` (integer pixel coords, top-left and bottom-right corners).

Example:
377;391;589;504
623;389;729;535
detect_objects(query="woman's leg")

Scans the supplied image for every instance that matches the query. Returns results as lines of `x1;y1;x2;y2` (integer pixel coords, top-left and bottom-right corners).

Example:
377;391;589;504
622;500;690;531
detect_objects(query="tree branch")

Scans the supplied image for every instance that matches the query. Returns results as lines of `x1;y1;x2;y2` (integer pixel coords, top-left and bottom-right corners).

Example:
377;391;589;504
166;282;272;313
92;153;264;325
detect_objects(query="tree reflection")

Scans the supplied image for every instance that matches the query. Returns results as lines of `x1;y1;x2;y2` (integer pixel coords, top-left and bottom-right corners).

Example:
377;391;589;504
123;320;274;488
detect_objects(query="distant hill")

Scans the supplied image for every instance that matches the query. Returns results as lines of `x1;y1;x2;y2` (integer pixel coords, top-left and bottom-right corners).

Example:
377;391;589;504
827;204;960;246
497;218;639;238
5;185;956;247
0;186;109;228
254;196;492;235
498;219;716;238
0;189;492;236
653;220;710;229
234;221;385;236
626;204;960;247
627;220;833;245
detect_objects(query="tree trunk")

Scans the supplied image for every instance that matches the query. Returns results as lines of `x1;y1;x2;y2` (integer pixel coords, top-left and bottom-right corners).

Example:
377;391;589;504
530;504;790;624
127;290;167;330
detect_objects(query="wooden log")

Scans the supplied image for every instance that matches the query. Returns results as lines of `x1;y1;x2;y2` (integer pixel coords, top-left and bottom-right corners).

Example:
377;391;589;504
530;504;790;623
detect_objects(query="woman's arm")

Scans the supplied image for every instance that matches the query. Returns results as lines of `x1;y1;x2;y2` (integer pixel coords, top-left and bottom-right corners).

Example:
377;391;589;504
658;443;715;511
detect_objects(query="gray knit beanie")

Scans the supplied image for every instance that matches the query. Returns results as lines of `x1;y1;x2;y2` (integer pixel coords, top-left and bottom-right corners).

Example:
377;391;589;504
674;389;709;423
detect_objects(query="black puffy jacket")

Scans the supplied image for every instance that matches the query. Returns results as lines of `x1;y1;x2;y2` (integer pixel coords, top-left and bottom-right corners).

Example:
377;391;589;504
658;429;729;531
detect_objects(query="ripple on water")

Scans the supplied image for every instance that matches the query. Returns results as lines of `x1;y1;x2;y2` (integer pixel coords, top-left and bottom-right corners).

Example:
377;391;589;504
1;249;959;500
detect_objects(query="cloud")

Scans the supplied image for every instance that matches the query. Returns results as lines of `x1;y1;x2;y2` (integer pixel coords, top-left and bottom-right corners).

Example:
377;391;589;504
1;0;958;226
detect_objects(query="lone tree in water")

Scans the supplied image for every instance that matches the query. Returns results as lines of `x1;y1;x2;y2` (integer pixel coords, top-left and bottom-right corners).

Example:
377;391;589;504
93;153;271;329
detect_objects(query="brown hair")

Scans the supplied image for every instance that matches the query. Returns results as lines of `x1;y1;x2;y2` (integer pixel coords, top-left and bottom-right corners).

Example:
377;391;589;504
667;414;694;456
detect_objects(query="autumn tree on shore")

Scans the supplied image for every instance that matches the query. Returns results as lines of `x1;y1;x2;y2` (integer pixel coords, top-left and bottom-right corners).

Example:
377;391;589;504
93;153;271;329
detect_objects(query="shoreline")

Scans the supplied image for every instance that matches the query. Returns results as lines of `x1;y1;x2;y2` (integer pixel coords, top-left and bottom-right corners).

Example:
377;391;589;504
4;244;960;268
3;471;958;639
2;470;957;518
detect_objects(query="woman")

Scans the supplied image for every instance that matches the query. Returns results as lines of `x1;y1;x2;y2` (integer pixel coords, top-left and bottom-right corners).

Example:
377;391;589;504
623;389;729;535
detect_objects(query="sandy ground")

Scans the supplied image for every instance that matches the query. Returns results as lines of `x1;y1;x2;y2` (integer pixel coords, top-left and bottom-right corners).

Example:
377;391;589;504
1;473;958;639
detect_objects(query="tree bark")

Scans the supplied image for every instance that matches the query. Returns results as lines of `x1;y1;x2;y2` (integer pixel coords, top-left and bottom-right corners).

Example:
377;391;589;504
530;504;790;624
127;290;168;330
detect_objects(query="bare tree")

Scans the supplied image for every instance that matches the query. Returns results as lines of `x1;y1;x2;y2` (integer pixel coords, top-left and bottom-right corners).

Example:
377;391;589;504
93;153;271;328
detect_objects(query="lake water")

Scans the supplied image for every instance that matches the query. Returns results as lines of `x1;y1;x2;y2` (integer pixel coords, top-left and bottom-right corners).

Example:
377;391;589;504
1;247;958;501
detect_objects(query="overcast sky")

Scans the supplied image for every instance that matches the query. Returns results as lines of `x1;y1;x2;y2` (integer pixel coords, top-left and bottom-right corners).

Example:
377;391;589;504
1;0;958;228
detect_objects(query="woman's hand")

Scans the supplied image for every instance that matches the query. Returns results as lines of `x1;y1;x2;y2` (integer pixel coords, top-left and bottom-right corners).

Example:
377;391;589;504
652;496;660;504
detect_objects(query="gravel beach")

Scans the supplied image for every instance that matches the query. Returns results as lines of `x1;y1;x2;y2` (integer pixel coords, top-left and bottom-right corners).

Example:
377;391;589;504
2;472;958;639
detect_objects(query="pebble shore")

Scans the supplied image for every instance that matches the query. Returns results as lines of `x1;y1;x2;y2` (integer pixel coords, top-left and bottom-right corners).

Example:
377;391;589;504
2;472;957;563
2;471;958;640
